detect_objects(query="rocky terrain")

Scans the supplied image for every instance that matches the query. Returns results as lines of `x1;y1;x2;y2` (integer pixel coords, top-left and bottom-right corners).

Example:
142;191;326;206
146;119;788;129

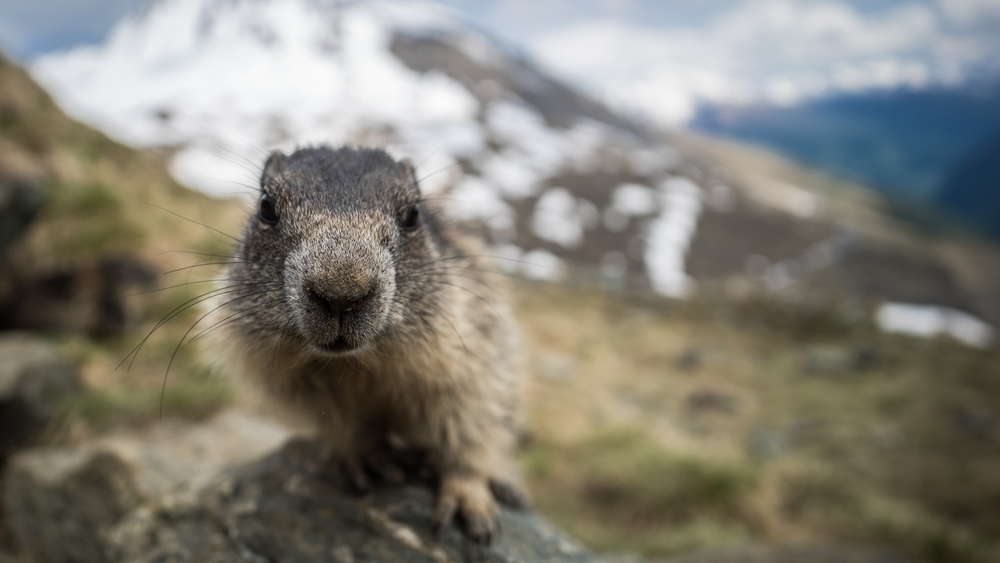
6;411;602;563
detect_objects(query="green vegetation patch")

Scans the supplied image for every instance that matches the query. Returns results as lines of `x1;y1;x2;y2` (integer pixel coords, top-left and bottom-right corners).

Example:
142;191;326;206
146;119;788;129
525;426;759;556
41;180;146;257
578;427;758;522
66;364;233;429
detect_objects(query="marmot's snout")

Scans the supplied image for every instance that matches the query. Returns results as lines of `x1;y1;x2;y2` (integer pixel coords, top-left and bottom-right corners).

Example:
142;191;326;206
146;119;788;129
289;235;395;355
302;277;376;319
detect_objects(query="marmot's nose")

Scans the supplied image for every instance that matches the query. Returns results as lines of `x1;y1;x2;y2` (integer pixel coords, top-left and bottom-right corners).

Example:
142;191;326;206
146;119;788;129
303;280;374;318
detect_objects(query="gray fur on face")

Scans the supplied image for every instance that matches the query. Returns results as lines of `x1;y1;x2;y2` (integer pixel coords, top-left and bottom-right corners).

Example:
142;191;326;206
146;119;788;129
235;146;422;355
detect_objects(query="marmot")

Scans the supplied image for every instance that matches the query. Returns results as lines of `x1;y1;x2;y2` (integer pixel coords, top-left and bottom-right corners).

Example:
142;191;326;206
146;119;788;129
203;146;527;543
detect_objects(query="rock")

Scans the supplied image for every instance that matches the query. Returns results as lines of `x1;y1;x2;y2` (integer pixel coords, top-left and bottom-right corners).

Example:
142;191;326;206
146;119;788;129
0;176;46;257
105;439;599;563
675;348;701;372
747;427;787;460
801;345;876;376
0;333;79;465
4;411;599;563
5;448;141;563
951;407;998;440
685;389;737;415
0;254;157;337
3;410;291;563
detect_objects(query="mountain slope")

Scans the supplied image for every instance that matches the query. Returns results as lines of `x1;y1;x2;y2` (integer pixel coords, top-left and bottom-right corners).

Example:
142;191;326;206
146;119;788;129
27;0;1000;337
0;52;240;263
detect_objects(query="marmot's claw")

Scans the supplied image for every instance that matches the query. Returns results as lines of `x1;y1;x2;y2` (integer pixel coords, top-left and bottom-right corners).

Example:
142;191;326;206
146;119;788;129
489;479;532;510
463;510;495;544
434;473;498;544
432;495;458;538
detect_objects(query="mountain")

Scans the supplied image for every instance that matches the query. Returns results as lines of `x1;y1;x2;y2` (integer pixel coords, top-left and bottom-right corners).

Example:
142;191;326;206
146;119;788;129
692;85;1000;201
27;0;1000;341
936;127;1000;238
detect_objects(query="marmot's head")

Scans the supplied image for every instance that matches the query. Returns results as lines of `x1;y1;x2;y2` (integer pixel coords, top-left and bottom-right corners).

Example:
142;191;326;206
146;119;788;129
230;146;439;355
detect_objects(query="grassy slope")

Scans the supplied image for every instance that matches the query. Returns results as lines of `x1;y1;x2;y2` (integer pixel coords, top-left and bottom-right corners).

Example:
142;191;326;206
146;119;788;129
518;284;1000;562
4;55;1000;562
0;55;245;430
669;130;1000;326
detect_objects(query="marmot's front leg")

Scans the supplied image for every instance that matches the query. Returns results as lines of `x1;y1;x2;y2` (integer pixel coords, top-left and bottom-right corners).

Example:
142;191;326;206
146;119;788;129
429;422;530;543
319;413;407;492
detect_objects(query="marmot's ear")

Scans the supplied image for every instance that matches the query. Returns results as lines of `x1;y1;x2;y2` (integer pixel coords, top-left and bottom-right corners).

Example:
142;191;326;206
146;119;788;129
397;158;417;184
261;151;287;185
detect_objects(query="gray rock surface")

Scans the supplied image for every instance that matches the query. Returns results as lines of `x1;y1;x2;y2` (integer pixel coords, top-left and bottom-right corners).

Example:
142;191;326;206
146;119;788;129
0;333;79;464
3;411;598;563
3;410;290;563
5;447;141;563
106;438;596;563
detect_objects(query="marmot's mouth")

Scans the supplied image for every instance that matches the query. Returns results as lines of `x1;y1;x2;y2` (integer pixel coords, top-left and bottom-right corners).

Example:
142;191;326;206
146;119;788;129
318;336;358;354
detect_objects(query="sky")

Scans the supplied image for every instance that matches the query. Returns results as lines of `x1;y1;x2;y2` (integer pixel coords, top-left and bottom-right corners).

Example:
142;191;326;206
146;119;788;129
0;0;938;57
2;0;1000;125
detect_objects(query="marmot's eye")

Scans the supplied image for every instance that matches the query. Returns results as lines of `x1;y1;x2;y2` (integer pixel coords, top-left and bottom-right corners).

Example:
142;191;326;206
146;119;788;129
401;203;420;231
259;194;279;225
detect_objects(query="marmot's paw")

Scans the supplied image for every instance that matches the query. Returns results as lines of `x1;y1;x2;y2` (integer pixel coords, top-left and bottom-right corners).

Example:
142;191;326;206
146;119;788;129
433;473;498;544
334;449;410;493
362;449;408;485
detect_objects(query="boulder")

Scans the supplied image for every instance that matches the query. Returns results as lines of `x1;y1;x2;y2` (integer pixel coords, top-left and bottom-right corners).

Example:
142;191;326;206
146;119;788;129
106;438;596;563
0;254;157;337
3;410;290;563
0;176;46;257
3;411;599;563
0;333;79;465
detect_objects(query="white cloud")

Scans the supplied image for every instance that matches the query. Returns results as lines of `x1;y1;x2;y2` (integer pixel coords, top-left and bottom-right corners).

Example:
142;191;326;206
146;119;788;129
938;0;1000;24
529;0;1000;126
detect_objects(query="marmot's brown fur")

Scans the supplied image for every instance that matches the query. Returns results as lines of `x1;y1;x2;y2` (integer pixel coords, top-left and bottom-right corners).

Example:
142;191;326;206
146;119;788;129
203;146;527;543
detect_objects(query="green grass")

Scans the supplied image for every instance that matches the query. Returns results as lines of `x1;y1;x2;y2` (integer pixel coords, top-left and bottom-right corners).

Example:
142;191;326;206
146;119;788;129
524;426;759;555
66;366;232;428
576;427;757;522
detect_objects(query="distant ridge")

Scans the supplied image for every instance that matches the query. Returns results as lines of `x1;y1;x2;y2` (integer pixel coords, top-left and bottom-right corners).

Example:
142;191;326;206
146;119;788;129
936;127;1000;238
692;84;1000;207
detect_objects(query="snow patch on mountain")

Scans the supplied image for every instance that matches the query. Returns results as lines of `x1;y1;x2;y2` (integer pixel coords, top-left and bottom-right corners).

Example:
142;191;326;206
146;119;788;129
32;0;481;197
876;302;995;348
